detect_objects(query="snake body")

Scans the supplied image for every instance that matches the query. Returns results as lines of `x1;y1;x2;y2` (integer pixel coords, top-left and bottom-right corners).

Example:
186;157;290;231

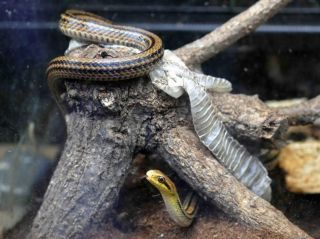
150;51;272;200
48;10;271;227
184;78;271;200
146;170;199;227
47;10;164;109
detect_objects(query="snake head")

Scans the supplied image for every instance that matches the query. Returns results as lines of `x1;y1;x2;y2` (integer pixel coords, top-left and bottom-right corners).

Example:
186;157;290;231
149;50;186;98
146;169;176;196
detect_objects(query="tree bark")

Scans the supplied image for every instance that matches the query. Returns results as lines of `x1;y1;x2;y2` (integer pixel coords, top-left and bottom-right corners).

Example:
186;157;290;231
30;57;309;238
30;0;319;237
275;95;320;126
30;80;146;238
157;126;311;239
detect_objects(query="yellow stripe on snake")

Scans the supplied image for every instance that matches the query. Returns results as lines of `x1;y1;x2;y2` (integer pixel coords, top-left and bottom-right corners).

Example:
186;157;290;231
47;10;164;111
146;170;199;227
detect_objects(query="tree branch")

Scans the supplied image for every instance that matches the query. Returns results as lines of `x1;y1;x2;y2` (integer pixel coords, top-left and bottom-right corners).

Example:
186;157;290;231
30;0;319;236
275;95;320;126
174;0;292;68
209;93;288;149
157;126;312;239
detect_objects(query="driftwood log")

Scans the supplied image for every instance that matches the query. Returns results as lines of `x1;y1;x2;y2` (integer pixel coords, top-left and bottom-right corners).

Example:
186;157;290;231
30;0;319;238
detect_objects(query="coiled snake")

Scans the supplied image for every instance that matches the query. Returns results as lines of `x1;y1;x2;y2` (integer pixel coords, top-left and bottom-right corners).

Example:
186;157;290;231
47;9;164;110
47;10;271;228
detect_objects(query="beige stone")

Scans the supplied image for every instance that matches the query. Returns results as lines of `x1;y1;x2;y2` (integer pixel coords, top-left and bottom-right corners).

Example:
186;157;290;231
278;140;320;193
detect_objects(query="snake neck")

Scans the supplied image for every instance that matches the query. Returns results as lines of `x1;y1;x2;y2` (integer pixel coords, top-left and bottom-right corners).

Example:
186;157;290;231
145;170;198;227
160;191;197;227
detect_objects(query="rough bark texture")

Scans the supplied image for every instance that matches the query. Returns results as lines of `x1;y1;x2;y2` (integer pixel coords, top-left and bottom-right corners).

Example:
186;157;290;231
174;0;293;68
30;44;309;237
157;127;311;239
30;0;319;237
210;93;288;149
276;95;320;126
31;81;145;238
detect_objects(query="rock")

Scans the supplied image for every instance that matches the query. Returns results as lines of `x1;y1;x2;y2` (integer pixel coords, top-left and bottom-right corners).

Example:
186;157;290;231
278;140;320;193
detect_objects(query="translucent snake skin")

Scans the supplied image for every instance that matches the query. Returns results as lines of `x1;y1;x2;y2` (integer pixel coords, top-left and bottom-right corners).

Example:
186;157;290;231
47;10;164;110
45;10;272;230
184;78;271;200
150;51;272;201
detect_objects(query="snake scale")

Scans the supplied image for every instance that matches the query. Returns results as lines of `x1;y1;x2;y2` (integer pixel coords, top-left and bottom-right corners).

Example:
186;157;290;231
47;9;164;110
150;51;271;201
48;10;271;228
146;170;199;227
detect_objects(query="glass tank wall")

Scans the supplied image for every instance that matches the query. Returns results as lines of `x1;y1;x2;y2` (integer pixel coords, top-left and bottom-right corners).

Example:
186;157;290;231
1;0;320;238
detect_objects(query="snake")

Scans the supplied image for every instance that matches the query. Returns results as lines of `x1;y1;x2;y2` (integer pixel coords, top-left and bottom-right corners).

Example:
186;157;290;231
150;51;272;201
47;9;164;111
146;169;199;227
48;10;197;227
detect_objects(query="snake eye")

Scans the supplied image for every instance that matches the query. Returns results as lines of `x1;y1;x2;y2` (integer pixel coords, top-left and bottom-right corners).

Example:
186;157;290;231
100;51;109;58
158;176;165;184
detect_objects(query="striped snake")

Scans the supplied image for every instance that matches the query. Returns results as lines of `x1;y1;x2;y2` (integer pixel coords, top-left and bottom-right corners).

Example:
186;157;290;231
47;9;271;228
146;170;199;227
48;9;197;228
47;10;164;110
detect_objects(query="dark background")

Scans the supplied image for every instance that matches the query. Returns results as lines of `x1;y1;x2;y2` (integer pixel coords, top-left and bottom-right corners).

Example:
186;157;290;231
0;0;320;146
1;1;320;237
1;0;320;144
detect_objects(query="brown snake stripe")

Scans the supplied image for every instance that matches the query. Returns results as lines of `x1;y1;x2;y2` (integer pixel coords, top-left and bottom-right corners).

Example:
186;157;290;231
47;10;164;111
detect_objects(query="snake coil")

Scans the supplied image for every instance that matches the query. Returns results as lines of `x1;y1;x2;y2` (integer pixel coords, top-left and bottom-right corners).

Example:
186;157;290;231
47;10;164;111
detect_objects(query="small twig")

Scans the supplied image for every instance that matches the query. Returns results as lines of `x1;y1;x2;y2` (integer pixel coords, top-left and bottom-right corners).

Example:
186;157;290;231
174;0;292;68
275;95;320;125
